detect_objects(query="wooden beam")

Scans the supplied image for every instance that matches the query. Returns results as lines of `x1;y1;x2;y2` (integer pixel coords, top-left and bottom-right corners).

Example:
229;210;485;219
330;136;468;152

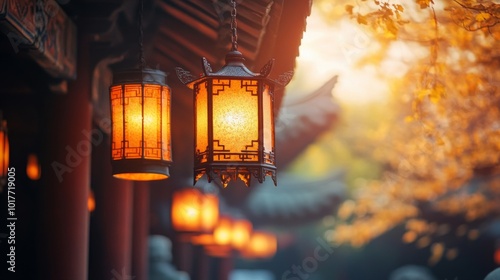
0;0;77;80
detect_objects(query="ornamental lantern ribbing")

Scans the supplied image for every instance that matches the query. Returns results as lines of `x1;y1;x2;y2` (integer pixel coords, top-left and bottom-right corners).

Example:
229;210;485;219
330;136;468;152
110;69;172;180
175;0;292;187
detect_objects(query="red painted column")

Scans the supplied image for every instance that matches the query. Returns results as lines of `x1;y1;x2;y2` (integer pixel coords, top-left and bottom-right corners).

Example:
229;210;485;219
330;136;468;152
89;137;133;279
218;256;234;280
193;245;210;280
37;34;92;280
132;181;150;280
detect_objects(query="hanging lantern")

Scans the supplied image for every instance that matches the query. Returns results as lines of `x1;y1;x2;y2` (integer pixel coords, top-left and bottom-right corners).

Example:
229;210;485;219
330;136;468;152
241;231;277;259
109;0;172;181
176;0;292;187
212;216;252;249
26;154;41;180
171;188;219;234
110;69;172;181
0;114;8;190
230;219;252;250
192;215;253;257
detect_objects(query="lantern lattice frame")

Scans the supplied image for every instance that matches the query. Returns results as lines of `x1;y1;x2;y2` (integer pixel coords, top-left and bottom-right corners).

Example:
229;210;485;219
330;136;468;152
109;69;172;180
176;53;292;187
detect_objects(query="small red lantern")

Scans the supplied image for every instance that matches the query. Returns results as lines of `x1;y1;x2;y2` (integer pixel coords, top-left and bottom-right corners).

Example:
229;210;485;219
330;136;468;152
171;188;219;234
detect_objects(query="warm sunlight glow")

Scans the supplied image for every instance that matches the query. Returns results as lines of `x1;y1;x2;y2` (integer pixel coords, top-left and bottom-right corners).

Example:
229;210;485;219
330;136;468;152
288;7;400;104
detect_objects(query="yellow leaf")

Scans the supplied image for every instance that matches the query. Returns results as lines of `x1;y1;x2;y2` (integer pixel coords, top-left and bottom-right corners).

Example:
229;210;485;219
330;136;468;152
396;4;404;12
357;14;368;25
428;242;444;266
416;0;431;9
346;4;354;15
476;12;491;22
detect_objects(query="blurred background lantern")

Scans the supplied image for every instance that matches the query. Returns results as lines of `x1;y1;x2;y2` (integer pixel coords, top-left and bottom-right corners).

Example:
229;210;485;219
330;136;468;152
171;188;219;234
0;112;9;190
241;231;277;259
230;219;252;250
26;153;41;180
199;215;253;257
88;189;96;213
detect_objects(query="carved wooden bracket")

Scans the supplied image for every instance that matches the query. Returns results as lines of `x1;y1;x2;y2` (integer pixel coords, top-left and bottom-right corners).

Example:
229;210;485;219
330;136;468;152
0;0;77;80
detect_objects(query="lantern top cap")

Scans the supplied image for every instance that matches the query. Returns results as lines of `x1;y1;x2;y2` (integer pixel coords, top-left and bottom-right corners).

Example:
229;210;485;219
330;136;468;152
112;68;168;85
224;50;246;66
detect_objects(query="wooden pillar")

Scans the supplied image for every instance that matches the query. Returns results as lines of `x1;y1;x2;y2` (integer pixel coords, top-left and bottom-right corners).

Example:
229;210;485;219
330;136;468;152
89;137;133;279
172;239;194;273
218;256;234;280
193;246;210;280
132;181;150;280
37;34;92;280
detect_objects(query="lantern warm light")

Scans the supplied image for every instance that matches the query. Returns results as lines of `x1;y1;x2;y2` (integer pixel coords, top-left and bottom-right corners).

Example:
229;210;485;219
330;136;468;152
191;216;253;257
212;216;252;249
26;154;41;180
0;116;9;190
241;231;277;259
171;188;219;234
175;0;292;188
109;69;172;181
213;217;233;246
88;190;96;213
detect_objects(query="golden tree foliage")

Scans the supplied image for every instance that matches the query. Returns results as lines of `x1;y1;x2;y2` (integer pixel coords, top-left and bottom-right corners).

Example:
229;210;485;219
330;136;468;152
318;0;500;263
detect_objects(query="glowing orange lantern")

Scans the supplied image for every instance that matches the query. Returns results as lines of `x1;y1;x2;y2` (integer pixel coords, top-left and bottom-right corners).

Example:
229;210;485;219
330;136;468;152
194;216;253;257
213;217;233;246
175;1;292;188
109;69;172;181
241;231;277;259
171;188;219;234
0;115;8;189
230;219;252;250
212;217;252;248
26;154;41;180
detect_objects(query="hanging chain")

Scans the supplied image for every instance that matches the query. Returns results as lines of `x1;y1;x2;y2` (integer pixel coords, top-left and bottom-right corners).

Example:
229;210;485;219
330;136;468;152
230;0;238;51
139;0;146;69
